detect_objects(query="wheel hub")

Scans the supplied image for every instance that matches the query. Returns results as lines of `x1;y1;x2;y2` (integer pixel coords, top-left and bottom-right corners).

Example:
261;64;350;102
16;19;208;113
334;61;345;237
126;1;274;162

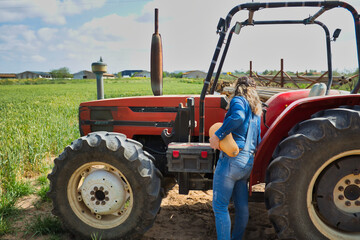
80;170;126;215
314;156;360;232
344;185;360;201
333;174;360;213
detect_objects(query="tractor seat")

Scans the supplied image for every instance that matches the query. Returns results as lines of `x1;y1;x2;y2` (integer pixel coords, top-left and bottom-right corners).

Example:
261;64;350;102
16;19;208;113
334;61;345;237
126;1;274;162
308;83;326;97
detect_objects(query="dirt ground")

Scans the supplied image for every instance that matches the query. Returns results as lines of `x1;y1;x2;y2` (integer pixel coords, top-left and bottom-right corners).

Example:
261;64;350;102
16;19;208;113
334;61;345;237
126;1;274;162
4;184;278;240
143;184;278;240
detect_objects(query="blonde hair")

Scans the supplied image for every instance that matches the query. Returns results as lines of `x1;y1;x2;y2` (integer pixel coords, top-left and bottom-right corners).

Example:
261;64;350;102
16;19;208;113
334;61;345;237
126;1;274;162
233;76;262;116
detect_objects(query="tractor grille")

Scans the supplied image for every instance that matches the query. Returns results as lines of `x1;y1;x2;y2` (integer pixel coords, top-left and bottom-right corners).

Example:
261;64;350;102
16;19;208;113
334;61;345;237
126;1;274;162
90;109;113;120
90;107;115;132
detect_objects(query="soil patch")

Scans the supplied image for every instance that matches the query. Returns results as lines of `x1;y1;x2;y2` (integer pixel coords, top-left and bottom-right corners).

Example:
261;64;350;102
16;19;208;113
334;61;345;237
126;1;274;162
3;184;277;239
143;184;278;240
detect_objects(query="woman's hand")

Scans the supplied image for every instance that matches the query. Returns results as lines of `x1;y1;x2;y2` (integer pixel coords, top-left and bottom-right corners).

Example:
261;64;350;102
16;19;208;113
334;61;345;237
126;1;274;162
209;134;220;150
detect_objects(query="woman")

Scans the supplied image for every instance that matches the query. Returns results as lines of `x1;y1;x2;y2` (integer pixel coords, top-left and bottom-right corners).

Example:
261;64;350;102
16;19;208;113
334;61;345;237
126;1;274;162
210;76;262;240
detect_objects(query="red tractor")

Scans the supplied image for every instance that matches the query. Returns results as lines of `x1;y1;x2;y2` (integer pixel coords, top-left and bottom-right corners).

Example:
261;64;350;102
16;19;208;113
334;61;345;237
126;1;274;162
48;1;360;239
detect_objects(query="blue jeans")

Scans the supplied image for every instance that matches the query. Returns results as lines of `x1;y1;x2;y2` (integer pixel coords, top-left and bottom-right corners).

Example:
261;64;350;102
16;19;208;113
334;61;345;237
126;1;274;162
212;151;254;240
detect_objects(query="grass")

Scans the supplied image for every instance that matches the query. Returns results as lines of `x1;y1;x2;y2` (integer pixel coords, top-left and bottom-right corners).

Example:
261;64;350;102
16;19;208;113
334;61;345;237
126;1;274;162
91;232;103;240
0;77;202;236
25;215;64;237
36;174;50;202
0;180;32;235
38;185;50;203
37;175;48;186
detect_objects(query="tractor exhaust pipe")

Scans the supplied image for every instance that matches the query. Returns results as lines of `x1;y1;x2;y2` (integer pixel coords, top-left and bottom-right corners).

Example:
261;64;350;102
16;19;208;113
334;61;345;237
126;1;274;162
92;57;107;100
150;8;163;96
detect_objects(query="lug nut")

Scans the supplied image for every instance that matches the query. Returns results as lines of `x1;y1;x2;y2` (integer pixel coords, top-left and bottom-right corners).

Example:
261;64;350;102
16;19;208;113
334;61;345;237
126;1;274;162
338;195;344;200
101;201;106;205
94;186;98;191
355;179;360;185
105;197;109;201
105;191;109;195
345;179;351;185
90;191;95;195
100;186;104;191
91;197;95;201
338;186;344;191
345;201;351;206
355;201;360;206
96;201;100;205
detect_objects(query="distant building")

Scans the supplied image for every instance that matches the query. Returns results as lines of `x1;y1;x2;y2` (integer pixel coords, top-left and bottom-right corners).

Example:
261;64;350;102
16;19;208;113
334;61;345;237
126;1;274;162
182;70;207;79
133;71;150;78
121;70;143;78
73;70;96;79
0;73;16;79
17;71;52;79
103;73;115;79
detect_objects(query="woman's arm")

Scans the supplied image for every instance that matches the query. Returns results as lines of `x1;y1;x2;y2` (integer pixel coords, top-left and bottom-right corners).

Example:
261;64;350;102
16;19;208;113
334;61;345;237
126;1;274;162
215;97;247;140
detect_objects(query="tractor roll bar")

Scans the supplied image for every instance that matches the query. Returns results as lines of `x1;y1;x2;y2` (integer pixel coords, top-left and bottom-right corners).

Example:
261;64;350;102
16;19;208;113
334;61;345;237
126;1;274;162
225;1;360;92
210;25;236;95
199;1;360;142
210;19;334;95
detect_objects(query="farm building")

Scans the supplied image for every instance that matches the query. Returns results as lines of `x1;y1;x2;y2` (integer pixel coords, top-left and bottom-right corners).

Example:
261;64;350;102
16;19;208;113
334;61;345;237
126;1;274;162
121;70;143;78
103;73;115;79
133;71;150;78
0;73;16;79
182;70;207;79
73;70;96;79
17;71;52;79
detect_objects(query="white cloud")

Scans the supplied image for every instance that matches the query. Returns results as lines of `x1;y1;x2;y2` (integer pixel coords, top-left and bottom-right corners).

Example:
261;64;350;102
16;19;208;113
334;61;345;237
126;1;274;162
38;28;59;42
31;55;46;62
0;25;40;52
44;13;155;72
22;30;36;42
1;0;360;73
0;0;107;25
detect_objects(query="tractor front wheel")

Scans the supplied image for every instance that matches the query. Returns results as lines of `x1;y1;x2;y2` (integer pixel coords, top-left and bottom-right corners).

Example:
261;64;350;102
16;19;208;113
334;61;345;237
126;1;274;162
265;108;360;239
48;132;162;239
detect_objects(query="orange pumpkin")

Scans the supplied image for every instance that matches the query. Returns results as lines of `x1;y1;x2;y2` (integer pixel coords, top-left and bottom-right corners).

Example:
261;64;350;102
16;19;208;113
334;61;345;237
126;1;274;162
209;122;239;157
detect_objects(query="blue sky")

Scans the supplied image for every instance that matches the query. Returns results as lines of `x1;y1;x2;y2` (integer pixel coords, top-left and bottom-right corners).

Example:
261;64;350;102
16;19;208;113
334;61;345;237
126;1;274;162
0;0;360;74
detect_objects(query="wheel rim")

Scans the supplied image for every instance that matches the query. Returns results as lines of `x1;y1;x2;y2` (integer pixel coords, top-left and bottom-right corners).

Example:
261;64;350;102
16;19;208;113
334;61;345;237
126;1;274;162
307;150;360;239
68;162;133;229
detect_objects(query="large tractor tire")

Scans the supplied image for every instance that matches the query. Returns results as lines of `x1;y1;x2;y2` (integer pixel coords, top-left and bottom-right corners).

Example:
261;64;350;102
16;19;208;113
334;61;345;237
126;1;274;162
47;132;162;239
265;107;360;240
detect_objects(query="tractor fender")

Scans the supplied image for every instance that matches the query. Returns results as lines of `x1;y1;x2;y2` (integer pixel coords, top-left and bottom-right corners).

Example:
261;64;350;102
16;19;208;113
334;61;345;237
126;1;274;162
251;93;360;185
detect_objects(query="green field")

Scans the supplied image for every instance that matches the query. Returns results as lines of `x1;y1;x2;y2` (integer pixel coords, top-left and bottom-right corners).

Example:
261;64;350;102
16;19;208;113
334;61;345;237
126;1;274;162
0;77;203;235
0;76;354;236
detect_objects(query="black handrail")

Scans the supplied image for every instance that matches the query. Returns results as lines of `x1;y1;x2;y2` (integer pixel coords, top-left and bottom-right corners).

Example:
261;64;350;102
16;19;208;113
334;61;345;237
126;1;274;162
199;1;360;142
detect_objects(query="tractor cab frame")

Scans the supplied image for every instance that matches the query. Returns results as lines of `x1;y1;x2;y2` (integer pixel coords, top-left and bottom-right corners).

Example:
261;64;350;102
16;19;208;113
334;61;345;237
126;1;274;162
200;0;360;186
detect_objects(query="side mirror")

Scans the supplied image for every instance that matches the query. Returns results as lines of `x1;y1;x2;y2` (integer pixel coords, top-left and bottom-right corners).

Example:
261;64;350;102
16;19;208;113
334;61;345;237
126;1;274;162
217;18;225;33
332;28;341;41
234;22;242;35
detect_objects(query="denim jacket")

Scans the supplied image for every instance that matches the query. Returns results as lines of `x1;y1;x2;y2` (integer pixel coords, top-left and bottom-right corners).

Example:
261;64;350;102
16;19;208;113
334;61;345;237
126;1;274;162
214;96;261;152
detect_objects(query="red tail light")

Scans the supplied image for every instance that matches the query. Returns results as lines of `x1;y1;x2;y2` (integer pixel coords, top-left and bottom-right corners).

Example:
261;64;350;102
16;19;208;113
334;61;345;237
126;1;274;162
172;150;180;158
201;151;208;158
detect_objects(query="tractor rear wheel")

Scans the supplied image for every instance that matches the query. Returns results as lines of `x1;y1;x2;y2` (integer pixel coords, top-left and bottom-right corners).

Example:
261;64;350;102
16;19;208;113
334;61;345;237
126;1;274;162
47;132;162;240
265;107;360;239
